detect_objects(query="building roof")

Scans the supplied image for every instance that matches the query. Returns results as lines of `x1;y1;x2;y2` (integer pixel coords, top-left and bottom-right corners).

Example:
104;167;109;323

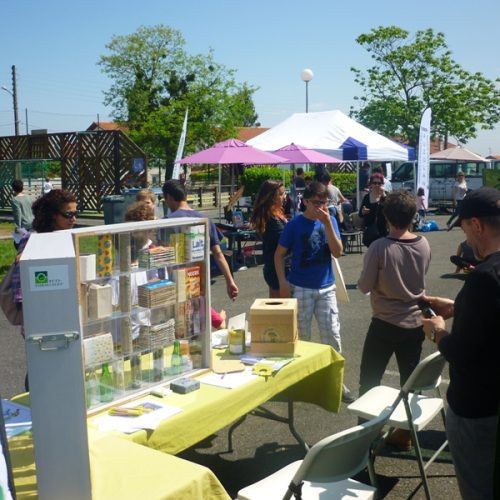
86;121;128;133
236;127;269;142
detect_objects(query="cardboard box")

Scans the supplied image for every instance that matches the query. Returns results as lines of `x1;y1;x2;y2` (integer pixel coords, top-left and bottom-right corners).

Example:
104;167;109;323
249;298;298;355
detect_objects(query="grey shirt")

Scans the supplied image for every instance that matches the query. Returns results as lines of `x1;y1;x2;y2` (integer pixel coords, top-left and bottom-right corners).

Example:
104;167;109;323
11;194;33;230
358;235;431;329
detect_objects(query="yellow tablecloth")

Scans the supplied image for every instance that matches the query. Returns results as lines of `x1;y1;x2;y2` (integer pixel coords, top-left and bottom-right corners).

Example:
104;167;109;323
9;341;343;497
89;341;344;455
9;430;230;499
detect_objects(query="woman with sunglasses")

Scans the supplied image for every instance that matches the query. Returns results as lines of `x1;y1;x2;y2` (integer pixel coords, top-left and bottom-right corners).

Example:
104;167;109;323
250;180;287;298
358;173;388;247
10;189;78;390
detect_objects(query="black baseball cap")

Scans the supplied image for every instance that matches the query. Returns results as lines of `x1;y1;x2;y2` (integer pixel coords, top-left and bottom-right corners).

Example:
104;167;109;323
448;187;500;230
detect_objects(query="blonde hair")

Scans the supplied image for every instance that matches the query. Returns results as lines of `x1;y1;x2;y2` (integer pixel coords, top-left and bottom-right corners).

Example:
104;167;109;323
136;189;156;205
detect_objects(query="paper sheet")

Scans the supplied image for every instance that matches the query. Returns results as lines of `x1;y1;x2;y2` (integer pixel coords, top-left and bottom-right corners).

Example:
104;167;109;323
199;368;256;389
2;399;32;438
93;400;182;434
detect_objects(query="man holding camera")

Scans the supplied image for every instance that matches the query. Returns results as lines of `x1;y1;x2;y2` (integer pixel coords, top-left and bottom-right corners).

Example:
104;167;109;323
422;188;500;500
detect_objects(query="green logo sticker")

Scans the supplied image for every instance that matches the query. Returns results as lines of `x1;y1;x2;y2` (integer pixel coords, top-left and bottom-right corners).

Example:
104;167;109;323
34;271;49;285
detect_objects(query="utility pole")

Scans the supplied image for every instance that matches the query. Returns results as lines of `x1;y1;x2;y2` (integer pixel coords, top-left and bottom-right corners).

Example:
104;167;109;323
11;65;19;136
1;65;20;135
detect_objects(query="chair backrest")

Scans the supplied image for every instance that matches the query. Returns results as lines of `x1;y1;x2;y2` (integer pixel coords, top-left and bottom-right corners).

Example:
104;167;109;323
401;351;446;395
292;408;392;485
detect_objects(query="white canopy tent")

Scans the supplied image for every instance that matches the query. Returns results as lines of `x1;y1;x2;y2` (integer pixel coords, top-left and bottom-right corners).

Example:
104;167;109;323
247;110;414;162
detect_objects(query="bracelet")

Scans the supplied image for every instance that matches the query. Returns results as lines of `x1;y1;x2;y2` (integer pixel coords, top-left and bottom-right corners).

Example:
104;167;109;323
430;327;445;343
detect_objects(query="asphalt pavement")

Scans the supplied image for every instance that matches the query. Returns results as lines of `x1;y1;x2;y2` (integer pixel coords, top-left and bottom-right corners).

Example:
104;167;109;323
0;212;466;499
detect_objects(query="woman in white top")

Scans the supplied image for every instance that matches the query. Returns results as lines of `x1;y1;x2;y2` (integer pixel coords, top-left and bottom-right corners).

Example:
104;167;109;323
446;172;467;228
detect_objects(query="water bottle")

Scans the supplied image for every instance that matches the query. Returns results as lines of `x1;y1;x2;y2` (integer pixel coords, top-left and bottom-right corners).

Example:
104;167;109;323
99;363;114;403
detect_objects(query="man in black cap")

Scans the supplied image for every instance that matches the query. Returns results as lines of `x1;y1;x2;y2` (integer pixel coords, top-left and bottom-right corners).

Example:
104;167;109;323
422;187;500;499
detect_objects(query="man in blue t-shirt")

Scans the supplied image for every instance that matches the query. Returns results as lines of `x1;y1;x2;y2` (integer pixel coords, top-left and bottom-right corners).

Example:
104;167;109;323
275;181;354;403
162;180;238;301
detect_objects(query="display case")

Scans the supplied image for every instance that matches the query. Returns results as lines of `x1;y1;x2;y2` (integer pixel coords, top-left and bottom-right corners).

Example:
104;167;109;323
20;217;211;499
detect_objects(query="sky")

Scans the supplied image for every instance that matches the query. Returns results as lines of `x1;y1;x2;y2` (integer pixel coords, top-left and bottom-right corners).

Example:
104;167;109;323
1;0;499;155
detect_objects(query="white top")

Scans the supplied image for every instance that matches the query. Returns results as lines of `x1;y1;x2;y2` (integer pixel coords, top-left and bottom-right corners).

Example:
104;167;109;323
43;181;53;194
453;180;467;202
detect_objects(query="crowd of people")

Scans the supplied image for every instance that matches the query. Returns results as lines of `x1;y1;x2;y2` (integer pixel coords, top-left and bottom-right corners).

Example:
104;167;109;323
5;168;500;498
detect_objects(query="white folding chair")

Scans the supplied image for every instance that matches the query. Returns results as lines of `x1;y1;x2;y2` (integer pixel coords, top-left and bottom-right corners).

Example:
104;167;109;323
237;409;392;500
347;352;448;500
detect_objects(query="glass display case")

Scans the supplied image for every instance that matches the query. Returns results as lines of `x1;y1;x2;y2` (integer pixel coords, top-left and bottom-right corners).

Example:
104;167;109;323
20;217;211;499
75;218;211;411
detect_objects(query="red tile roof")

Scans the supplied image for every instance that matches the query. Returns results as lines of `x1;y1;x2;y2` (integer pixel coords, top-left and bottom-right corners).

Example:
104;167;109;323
237;127;269;142
86;121;128;133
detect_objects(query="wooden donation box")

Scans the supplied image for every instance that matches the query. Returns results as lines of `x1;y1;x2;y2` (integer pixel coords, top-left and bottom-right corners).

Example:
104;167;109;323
249;298;298;355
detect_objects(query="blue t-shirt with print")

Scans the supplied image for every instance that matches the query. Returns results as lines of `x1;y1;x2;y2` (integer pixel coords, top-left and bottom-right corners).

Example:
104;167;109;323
166;208;221;248
279;213;340;289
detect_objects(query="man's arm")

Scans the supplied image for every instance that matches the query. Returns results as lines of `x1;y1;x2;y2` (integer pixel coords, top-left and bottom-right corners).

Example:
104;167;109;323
211;244;238;301
274;245;291;298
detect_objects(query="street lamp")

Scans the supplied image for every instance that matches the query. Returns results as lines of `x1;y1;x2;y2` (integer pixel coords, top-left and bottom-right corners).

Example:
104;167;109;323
2;84;19;136
300;68;314;113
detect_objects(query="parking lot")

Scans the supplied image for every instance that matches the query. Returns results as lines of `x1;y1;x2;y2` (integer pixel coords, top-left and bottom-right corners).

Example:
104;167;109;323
0;213;465;498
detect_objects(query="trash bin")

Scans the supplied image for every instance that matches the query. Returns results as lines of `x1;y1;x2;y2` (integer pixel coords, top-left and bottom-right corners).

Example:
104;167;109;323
102;195;125;225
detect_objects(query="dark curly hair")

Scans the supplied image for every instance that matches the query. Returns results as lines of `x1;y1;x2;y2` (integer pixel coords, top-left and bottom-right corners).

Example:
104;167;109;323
32;189;77;233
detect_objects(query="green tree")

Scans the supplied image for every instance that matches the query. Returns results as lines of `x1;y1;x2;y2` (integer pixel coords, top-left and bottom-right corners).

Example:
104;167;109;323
350;26;500;147
98;25;259;175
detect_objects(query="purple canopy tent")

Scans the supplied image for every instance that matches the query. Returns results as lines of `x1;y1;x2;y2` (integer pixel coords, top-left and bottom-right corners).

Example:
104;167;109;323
179;138;287;220
273;143;343;165
273;143;343;215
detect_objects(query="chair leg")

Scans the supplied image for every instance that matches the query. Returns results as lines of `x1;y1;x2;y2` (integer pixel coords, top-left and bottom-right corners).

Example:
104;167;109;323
405;399;433;500
367;452;379;493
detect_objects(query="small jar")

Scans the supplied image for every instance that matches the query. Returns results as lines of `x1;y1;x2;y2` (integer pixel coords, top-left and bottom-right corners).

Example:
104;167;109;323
229;329;246;355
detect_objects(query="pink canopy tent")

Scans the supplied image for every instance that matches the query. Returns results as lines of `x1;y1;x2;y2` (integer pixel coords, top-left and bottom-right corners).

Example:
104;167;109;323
179;138;287;219
273;143;343;215
273;143;343;164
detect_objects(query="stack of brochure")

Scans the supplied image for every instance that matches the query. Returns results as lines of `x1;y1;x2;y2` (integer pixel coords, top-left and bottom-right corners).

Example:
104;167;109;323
138;280;176;308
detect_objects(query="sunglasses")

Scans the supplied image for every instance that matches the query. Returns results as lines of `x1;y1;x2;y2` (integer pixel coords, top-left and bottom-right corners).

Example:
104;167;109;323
370;182;383;186
59;210;79;219
307;199;328;207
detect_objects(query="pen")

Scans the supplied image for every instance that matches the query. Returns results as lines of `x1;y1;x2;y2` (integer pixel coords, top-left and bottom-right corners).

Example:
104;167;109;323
108;407;143;417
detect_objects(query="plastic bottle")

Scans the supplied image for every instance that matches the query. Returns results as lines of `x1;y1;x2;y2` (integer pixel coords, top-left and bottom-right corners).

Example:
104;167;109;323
153;348;164;381
85;369;100;408
170;340;182;375
99;363;114;403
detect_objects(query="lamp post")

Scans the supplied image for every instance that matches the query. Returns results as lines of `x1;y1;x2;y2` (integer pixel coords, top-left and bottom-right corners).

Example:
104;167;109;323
1;84;19;136
300;68;314;113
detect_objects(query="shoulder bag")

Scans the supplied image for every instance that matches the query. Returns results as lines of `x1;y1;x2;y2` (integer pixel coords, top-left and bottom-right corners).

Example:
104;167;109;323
0;265;23;326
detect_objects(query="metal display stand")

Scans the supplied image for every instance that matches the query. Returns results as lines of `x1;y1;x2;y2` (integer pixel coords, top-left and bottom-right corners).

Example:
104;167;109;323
19;217;211;499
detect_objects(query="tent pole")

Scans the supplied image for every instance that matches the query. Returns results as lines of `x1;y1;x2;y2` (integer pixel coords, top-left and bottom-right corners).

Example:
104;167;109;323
356;161;360;210
218;163;222;222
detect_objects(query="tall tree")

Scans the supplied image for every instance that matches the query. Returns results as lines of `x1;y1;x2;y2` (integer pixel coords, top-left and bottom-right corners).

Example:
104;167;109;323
98;25;259;172
350;26;500;147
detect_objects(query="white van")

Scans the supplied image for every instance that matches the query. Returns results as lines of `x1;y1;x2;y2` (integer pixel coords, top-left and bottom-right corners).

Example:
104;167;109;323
391;160;490;205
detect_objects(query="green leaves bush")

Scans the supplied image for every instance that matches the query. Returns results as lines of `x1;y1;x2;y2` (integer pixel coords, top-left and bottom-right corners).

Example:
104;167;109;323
240;167;291;199
241;168;357;199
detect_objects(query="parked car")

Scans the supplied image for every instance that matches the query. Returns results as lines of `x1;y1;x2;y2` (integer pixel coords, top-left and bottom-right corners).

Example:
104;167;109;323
391;160;492;205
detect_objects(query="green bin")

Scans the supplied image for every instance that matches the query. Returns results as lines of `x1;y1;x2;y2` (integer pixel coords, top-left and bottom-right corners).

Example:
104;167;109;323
102;195;125;225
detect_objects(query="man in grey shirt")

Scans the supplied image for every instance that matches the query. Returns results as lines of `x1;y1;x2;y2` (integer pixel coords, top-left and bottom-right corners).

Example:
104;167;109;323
11;179;33;248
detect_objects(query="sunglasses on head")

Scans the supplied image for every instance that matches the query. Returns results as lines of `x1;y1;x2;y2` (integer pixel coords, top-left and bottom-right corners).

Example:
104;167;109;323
59;210;78;219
